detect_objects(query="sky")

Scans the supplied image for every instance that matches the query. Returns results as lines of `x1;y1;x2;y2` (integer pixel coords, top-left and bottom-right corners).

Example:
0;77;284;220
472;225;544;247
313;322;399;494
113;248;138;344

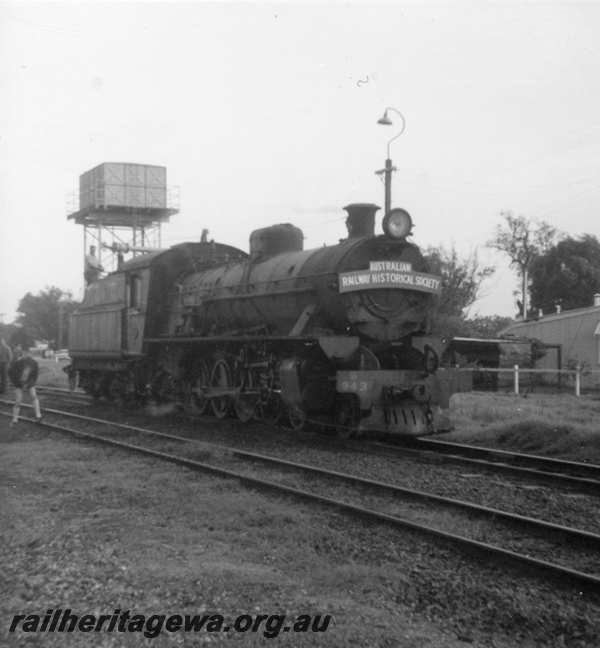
1;1;600;323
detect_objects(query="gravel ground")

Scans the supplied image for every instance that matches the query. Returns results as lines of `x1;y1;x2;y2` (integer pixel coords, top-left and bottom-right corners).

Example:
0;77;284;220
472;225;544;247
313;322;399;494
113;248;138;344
2;410;600;647
36;412;600;579
40;395;600;540
215;455;600;577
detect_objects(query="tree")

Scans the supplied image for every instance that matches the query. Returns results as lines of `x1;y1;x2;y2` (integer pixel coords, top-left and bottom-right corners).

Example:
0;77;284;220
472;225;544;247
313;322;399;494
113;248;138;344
529;235;600;312
489;212;558;317
461;315;514;338
0;322;16;342
15;286;79;347
424;245;495;337
0;322;35;349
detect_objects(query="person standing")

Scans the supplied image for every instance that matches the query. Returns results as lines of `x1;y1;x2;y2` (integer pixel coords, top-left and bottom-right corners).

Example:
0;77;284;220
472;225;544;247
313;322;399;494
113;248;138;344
0;338;12;393
84;245;104;285
9;346;42;425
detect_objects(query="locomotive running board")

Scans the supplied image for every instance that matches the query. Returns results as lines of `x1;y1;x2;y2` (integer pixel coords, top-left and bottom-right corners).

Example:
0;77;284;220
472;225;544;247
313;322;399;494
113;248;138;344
144;335;314;343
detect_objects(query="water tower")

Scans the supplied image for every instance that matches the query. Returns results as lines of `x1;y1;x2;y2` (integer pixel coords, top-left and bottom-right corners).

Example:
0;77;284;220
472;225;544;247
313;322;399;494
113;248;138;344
67;162;179;279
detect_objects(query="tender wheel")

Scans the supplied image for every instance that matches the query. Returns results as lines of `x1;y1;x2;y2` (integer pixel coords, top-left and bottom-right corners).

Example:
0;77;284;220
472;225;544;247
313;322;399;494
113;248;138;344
151;370;177;403
105;371;139;408
86;373;104;400
104;373;125;405
66;368;78;392
287;404;307;432
184;360;210;415
210;358;232;419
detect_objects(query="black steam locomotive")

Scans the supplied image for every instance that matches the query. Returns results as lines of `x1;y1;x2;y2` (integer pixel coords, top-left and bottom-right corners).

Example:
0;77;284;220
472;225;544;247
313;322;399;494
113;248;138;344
68;203;466;436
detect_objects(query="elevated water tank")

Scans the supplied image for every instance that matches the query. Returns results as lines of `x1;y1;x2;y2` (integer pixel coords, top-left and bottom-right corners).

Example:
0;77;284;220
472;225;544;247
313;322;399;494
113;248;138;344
79;162;167;210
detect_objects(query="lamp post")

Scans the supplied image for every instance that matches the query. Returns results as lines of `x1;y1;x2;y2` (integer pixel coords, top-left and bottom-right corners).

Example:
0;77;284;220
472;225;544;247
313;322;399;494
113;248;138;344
376;107;406;216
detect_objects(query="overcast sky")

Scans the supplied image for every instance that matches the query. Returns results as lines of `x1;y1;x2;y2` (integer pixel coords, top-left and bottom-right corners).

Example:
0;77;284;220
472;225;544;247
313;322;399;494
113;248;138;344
1;1;599;324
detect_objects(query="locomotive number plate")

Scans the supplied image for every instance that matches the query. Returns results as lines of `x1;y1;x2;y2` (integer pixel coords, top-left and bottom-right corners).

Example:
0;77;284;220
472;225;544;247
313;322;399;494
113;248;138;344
338;379;373;393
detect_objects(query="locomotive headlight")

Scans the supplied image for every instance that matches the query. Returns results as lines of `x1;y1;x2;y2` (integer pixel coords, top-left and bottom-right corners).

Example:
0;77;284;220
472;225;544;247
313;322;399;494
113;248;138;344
382;208;413;239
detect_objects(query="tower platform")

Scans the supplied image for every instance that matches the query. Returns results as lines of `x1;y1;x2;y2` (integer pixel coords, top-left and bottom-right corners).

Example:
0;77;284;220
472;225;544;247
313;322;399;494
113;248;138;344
67;204;178;227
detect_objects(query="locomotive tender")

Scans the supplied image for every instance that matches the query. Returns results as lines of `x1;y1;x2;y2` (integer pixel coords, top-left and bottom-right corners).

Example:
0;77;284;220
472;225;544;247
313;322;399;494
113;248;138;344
68;203;466;436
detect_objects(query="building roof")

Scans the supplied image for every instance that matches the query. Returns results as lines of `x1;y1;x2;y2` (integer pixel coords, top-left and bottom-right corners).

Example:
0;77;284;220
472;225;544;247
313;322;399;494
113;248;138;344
500;303;600;335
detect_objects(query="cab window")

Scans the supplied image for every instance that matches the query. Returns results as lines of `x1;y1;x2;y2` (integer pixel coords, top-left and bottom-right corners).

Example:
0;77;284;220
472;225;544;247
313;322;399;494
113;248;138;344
129;275;142;309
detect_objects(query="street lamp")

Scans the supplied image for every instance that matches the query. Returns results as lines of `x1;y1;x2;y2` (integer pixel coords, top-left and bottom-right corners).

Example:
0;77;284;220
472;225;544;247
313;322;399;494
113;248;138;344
376;107;406;216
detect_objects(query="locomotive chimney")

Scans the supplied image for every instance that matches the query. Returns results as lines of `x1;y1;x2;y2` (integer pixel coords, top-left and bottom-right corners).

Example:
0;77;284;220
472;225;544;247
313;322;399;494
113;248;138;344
343;203;380;238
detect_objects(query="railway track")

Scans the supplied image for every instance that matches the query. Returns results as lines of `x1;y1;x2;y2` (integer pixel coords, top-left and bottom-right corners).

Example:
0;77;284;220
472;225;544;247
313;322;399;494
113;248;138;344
31;388;600;494
36;385;91;406
365;439;600;496
2;401;600;595
416;437;600;480
37;386;86;395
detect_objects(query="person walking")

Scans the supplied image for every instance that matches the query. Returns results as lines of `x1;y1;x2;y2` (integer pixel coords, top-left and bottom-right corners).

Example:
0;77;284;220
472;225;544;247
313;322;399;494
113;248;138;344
9;346;42;425
0;337;12;393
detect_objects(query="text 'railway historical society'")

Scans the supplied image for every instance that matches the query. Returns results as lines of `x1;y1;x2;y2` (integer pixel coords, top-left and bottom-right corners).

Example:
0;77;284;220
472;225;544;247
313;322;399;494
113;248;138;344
338;260;442;294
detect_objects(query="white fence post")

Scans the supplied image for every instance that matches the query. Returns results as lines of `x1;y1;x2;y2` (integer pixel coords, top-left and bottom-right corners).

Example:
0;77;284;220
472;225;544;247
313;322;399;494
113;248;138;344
514;364;519;395
575;364;581;397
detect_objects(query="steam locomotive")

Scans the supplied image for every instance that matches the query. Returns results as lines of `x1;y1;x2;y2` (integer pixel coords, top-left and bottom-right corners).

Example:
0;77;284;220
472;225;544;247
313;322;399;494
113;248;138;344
68;203;467;436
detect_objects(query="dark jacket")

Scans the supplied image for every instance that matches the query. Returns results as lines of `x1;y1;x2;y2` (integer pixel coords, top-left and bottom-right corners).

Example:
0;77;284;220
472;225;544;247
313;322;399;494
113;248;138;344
9;357;39;389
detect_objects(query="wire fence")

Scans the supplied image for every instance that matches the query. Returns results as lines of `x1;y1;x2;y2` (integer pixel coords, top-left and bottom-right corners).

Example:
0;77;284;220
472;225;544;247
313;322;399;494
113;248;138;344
457;366;600;397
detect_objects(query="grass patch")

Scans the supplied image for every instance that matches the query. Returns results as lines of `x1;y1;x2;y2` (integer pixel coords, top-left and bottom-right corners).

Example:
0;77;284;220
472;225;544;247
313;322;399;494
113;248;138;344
496;421;572;450
444;392;600;462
